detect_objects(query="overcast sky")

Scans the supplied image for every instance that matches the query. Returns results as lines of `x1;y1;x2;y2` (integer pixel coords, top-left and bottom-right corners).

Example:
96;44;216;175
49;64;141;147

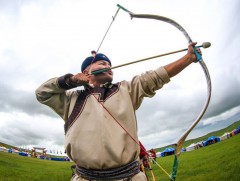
0;0;240;155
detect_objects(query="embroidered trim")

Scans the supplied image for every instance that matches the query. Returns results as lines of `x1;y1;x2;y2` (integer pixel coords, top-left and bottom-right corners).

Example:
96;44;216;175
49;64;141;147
64;83;120;133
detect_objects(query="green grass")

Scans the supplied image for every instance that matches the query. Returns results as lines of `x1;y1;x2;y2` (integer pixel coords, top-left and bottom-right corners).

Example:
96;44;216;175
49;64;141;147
0;120;239;181
0;153;73;181
1;135;239;181
147;134;240;181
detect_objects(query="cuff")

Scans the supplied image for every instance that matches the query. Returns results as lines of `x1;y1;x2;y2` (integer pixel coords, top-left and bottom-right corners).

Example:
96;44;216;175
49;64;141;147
155;67;170;83
57;73;77;90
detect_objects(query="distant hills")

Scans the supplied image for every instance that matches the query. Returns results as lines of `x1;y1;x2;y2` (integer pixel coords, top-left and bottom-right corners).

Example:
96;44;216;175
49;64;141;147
156;119;240;152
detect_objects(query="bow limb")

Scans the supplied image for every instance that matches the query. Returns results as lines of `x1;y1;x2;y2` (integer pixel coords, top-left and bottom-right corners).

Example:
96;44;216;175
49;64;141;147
171;61;211;180
118;6;212;180
129;14;192;44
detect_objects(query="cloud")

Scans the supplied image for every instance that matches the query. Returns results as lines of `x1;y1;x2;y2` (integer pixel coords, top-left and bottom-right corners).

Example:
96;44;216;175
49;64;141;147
0;82;56;117
0;112;64;148
202;105;240;126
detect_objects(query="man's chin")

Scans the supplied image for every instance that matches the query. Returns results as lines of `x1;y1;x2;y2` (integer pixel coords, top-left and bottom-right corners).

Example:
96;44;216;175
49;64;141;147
104;73;113;81
107;78;113;83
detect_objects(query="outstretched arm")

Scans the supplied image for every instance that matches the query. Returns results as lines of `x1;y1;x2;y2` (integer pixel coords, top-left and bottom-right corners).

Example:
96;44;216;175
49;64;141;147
164;42;200;78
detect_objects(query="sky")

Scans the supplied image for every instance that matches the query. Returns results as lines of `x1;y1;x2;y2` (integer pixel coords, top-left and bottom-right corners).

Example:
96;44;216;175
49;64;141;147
0;0;240;155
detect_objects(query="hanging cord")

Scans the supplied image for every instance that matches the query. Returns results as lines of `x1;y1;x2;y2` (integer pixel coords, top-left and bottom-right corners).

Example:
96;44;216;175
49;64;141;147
84;5;172;180
90;93;172;180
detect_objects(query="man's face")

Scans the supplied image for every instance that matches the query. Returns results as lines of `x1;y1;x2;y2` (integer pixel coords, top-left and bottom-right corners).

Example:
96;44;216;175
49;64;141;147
85;60;113;84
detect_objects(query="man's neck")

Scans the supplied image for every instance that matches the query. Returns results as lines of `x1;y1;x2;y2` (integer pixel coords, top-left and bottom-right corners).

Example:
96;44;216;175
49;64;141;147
88;81;112;88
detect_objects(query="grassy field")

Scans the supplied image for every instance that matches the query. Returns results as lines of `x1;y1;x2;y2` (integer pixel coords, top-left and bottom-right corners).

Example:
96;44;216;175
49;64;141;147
0;121;239;181
0;152;73;181
147;134;240;181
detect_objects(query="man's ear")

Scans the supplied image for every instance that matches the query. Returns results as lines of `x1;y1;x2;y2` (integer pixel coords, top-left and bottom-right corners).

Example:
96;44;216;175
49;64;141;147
82;69;89;75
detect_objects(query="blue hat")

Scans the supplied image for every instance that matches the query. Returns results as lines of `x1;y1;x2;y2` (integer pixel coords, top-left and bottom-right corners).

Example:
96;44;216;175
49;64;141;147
81;53;111;72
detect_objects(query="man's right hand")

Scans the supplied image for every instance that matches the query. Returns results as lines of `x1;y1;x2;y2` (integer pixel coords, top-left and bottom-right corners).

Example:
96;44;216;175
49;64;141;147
69;73;89;86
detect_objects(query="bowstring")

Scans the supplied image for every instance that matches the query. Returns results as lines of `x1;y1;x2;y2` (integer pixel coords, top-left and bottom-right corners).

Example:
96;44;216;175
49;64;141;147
87;6;120;74
85;5;143;152
96;7;120;53
87;6;172;180
90;5;175;180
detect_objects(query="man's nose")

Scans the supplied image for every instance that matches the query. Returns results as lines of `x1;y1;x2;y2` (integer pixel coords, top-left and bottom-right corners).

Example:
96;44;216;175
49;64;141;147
105;64;111;68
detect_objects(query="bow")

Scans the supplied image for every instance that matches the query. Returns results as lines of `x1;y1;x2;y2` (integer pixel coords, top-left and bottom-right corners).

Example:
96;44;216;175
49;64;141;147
116;4;212;180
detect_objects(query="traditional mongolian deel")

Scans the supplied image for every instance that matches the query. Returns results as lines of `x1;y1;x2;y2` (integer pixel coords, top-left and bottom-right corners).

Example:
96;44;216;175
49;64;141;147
35;67;170;180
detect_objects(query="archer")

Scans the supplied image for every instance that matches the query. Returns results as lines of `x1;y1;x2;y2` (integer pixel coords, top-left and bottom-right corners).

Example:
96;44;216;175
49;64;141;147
36;42;201;180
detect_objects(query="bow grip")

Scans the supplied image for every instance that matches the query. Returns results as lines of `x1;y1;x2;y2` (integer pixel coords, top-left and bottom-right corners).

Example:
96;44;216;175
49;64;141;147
193;46;202;62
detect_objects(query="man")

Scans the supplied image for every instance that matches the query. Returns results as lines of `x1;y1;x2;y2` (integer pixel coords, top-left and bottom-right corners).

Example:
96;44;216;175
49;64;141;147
139;141;150;172
36;42;201;180
149;149;157;164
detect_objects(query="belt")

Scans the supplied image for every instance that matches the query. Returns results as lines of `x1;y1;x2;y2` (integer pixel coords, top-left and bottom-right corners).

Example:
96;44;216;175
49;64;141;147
76;160;140;180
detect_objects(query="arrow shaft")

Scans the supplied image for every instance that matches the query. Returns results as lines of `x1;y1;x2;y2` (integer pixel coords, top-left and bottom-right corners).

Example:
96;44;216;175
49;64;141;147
91;48;187;75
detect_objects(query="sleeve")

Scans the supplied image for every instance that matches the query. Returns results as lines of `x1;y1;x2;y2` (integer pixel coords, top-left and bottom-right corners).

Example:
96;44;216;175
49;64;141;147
127;67;170;109
35;74;77;121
